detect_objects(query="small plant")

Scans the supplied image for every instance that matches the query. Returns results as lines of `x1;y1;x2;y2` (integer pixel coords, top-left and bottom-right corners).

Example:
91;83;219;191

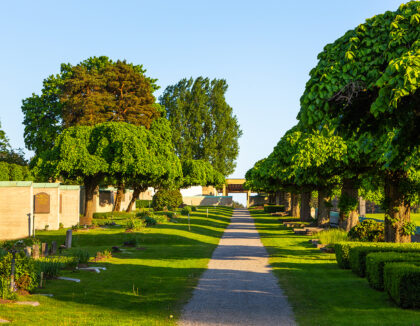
317;229;348;245
73;249;90;265
126;217;145;231
143;216;157;226
0;277;17;300
94;250;112;262
36;256;78;279
44;224;49;231
165;211;178;220
181;206;192;216
59;222;64;229
191;206;197;212
348;220;384;242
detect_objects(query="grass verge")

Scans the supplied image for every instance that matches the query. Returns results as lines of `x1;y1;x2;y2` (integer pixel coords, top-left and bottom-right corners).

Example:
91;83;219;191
0;206;232;326
250;208;420;326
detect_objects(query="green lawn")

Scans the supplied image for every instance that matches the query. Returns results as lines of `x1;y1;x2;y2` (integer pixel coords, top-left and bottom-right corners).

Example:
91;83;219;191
365;213;420;226
250;208;420;326
0;207;232;326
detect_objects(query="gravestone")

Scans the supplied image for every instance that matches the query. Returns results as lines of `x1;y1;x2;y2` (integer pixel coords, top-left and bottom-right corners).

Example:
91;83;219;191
34;192;50;214
24;246;32;258
51;241;57;255
32;244;40;259
41;243;48;257
65;230;72;249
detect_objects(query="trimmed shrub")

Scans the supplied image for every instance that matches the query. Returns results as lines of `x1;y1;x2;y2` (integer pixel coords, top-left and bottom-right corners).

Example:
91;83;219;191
349;243;420;277
152;189;183;211
143;216;157;226
126;217;145;231
164;211;178;219
136;199;152;208
348;220;384;242
191;206;197;212
263;205;285;213
384;262;420;308
366;252;420;290
181;206;192;216
334;242;369;269
93;212;136;219
153;214;168;224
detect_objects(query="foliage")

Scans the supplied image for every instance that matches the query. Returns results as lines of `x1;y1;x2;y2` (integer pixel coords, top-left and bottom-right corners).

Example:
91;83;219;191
317;229;348;245
126;217;145;231
366;252;420;291
21;56;160;155
348;220;384;242
181;206;192;216
0;277;16;300
73;250;90;264
0;162;32;181
37;256;78;278
348;242;420;277
338;193;359;215
0;252;38;292
93;212;136;219
384;262;420;309
263;205;285;213
160;77;242;177
143;216;157;226
136;199;152;208
191;206;197;212
152;189;183;211
334;242;377;269
94;250;112;262
181;159;225;188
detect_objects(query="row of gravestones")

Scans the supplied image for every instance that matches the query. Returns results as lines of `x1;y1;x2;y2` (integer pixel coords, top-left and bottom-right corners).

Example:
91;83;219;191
24;230;73;259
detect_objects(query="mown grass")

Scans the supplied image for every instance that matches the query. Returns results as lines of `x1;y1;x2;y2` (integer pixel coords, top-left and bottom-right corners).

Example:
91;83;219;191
365;213;420;226
0;206;232;326
250;208;420;326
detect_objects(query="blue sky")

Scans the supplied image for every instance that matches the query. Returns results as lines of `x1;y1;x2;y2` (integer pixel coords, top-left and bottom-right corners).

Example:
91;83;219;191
0;0;404;180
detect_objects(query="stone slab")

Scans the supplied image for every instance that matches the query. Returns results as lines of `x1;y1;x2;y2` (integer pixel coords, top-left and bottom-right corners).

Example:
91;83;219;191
57;277;80;283
15;301;40;306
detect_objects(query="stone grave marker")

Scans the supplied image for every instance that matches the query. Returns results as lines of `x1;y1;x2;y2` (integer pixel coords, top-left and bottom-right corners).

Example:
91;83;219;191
41;243;48;257
32;244;40;259
65;229;72;249
51;241;57;255
24;246;32;258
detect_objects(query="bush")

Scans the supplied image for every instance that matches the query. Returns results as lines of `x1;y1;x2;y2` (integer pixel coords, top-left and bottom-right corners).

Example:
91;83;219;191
384;262;420;308
334;242;368;269
73;250;90;264
143;216;157;226
126;217;145;231
93;212;136;219
153;214;168;224
348;220;384;242
36;256;78;279
263;205;285;213
181;206;192;216
152;189;183;211
349;243;420;277
191;206;197;212
164;211;178;219
317;229;348;245
0;252;38;292
366;252;420;290
136;200;152;208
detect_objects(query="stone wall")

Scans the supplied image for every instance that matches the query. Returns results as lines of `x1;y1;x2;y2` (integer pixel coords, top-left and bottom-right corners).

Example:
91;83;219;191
33;183;60;231
249;195;269;207
59;185;80;227
0;181;33;240
183;196;232;206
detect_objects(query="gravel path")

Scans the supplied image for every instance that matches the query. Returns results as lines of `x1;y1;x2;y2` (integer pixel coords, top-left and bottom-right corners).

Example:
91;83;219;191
179;208;296;326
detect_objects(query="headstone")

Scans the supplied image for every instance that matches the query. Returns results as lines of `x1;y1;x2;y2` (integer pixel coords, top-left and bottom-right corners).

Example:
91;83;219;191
359;197;366;217
57;276;80;283
65;230;72;249
24;246;32;258
32;244;40;259
15;301;40;306
34;192;50;214
51;241;57;255
41;243;48;257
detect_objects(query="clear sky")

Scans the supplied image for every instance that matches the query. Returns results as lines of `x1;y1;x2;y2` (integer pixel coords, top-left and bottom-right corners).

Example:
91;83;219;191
0;0;404;180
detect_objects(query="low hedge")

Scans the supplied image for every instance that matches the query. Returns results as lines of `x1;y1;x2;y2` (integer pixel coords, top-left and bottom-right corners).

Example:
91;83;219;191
366;252;420;290
334;242;371;269
349;243;420;277
136;200;152;208
384;262;420;309
93;212;136;219
263;205;285;213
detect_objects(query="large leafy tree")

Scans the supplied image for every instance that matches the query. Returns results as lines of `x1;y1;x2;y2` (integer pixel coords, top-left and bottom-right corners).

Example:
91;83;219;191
298;1;420;242
33;122;181;223
159;77;242;177
22;56;160;155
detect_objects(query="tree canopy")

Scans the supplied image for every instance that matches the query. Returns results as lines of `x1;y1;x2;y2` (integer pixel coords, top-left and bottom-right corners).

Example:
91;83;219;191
159;77;242;177
22;56;161;155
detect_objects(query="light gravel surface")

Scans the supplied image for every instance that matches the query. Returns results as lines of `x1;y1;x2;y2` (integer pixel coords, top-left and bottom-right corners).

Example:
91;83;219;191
179;208;296;326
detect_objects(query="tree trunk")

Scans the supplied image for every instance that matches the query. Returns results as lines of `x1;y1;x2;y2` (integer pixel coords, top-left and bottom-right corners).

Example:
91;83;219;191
300;191;311;222
126;186;142;212
317;189;330;227
291;193;300;218
113;183;125;212
384;172;411;243
268;193;275;204
81;177;99;225
339;178;360;232
275;191;281;205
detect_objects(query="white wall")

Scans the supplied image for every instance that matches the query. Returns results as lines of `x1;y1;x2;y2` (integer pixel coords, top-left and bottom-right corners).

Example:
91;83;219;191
180;186;203;197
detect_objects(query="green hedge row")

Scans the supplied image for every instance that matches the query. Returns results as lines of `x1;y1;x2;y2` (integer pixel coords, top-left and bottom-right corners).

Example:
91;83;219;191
384;262;420;309
366;252;420;290
93;211;136;219
263;205;285;213
136;200;152;208
334;242;420;274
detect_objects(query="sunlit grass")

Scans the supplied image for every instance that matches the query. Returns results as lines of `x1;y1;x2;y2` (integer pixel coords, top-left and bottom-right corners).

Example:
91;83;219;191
365;213;420;226
0;207;232;326
317;229;348;245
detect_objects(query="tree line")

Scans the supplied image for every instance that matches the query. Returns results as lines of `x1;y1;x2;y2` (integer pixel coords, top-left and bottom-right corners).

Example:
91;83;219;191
245;1;420;243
